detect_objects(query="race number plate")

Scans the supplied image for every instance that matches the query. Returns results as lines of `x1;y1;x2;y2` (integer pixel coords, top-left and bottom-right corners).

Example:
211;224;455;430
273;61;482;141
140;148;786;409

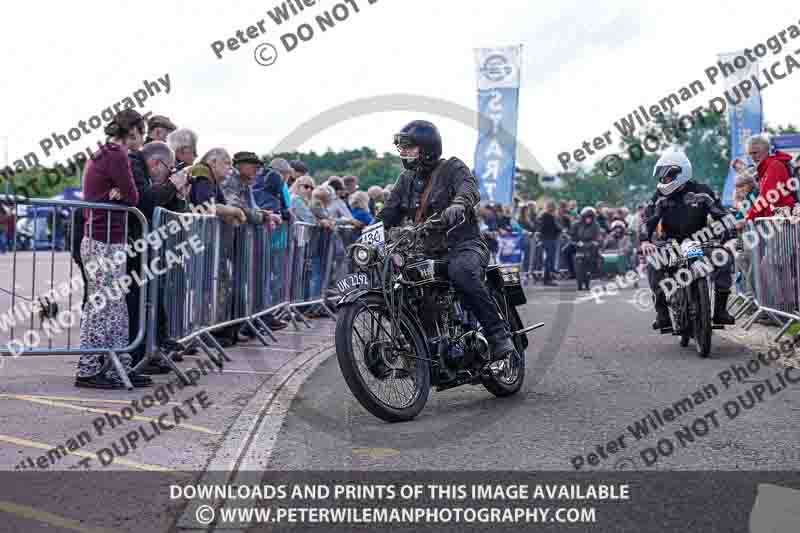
336;272;369;295
681;240;704;258
359;221;385;248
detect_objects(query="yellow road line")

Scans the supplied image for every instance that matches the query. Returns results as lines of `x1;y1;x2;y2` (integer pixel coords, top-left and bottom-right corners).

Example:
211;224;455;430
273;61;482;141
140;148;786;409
2;396;220;435
0;434;175;473
0;394;181;406
0;500;121;533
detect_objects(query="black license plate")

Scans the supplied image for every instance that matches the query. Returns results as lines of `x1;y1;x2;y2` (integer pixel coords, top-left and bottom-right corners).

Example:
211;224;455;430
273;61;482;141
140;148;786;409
336;273;369;294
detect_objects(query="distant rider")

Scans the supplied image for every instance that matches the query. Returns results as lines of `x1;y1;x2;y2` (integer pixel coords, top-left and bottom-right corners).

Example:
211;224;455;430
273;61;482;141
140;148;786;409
603;220;631;251
565;207;601;275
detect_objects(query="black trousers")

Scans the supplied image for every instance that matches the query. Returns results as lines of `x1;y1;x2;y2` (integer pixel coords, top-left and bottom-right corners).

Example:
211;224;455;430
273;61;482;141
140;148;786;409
126;252;147;365
127;251;174;365
541;238;558;281
447;240;507;340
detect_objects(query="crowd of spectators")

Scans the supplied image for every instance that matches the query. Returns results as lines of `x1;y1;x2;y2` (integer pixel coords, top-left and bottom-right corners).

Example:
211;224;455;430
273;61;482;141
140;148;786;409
476;197;641;285
73;109;392;389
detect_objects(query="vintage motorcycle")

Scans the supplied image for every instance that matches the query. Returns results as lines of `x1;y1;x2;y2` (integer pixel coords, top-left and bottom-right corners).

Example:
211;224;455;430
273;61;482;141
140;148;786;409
653;192;728;358
334;215;542;422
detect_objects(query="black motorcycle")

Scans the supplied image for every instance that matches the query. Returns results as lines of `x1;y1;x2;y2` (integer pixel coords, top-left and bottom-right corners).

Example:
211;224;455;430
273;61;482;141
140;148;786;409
574;240;597;291
655;239;725;357
652;192;728;358
334;215;542;422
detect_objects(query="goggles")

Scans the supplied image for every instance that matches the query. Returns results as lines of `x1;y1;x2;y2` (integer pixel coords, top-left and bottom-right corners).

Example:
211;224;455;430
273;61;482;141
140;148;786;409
654;165;683;183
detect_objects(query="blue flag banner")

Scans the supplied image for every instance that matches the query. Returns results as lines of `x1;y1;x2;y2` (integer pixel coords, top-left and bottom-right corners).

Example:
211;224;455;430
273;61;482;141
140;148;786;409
474;46;522;206
720;51;763;207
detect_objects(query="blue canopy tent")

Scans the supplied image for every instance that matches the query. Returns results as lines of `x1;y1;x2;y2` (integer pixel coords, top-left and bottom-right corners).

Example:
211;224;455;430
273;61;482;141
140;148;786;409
772;134;800;161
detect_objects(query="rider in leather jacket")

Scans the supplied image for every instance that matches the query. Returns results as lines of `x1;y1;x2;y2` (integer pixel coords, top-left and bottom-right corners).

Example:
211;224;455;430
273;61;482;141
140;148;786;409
639;150;737;329
571;207;601;244
377;120;516;362
565;207;601;275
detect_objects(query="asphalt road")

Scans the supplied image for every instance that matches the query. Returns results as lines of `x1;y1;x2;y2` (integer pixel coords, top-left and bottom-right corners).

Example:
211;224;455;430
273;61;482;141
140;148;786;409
268;281;800;472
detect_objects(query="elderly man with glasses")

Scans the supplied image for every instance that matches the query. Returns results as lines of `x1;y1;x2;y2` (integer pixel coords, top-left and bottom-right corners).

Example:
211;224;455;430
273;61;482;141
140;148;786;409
127;140;191;373
743;133;797;221
166;128;199;171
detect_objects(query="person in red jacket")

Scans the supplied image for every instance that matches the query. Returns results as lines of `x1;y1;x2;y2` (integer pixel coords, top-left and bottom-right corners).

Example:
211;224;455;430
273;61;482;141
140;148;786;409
745;134;797;221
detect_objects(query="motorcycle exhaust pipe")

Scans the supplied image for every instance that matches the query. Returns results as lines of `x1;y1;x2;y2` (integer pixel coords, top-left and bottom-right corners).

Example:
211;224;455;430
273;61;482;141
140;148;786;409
514;322;545;336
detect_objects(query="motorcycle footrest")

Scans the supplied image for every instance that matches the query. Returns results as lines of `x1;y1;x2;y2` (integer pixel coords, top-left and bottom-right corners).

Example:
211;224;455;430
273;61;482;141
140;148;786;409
435;371;474;392
659;327;674;334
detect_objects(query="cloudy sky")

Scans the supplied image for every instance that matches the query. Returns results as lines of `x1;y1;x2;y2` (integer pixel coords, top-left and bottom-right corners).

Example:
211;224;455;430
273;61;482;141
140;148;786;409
2;0;799;176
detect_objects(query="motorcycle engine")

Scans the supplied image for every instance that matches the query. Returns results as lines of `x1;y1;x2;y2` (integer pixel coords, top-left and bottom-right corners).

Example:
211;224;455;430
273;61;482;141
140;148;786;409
443;330;489;369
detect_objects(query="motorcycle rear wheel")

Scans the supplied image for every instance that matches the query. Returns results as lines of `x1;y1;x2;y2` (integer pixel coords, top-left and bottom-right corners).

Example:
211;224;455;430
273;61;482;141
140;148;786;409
335;295;430;422
481;295;526;397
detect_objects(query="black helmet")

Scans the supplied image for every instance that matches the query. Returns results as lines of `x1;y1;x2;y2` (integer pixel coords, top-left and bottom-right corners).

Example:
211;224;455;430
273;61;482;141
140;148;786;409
393;120;442;172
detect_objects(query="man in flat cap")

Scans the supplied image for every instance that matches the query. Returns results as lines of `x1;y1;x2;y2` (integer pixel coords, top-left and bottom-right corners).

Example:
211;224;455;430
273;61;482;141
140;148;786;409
146;115;177;144
222;151;282;227
226;151;289;333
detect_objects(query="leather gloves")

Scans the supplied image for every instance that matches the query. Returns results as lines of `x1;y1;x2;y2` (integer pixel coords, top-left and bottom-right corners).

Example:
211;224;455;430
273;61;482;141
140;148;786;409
443;202;466;227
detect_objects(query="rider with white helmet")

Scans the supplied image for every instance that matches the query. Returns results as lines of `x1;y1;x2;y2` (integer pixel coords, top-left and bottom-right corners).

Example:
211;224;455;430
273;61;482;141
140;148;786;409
639;149;736;329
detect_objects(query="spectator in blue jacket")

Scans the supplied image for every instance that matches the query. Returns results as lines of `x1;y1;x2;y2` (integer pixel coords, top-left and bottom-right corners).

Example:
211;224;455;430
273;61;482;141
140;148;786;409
349;191;374;226
253;158;291;221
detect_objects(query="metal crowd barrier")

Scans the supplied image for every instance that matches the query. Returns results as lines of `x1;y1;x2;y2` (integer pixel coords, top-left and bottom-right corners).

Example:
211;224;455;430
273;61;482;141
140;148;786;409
287;222;338;320
147;208;291;383
145;209;348;383
0;197;148;390
247;218;311;331
525;232;570;283
144;207;232;383
734;217;800;343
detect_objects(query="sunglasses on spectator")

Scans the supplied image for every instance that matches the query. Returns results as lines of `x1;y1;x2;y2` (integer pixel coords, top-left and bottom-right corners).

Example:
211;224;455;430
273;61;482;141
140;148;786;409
302;184;313;189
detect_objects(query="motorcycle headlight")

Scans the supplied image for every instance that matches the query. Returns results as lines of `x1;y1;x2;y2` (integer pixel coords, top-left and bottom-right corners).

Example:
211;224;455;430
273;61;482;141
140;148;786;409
351;244;374;268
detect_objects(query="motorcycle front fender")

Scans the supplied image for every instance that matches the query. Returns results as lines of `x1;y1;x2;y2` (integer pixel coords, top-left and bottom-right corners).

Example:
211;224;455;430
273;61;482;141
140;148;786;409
335;289;384;308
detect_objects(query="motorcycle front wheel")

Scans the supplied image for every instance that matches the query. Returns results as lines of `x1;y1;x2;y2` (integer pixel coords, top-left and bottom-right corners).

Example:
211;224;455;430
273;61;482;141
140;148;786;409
693;278;712;358
335;294;430;422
